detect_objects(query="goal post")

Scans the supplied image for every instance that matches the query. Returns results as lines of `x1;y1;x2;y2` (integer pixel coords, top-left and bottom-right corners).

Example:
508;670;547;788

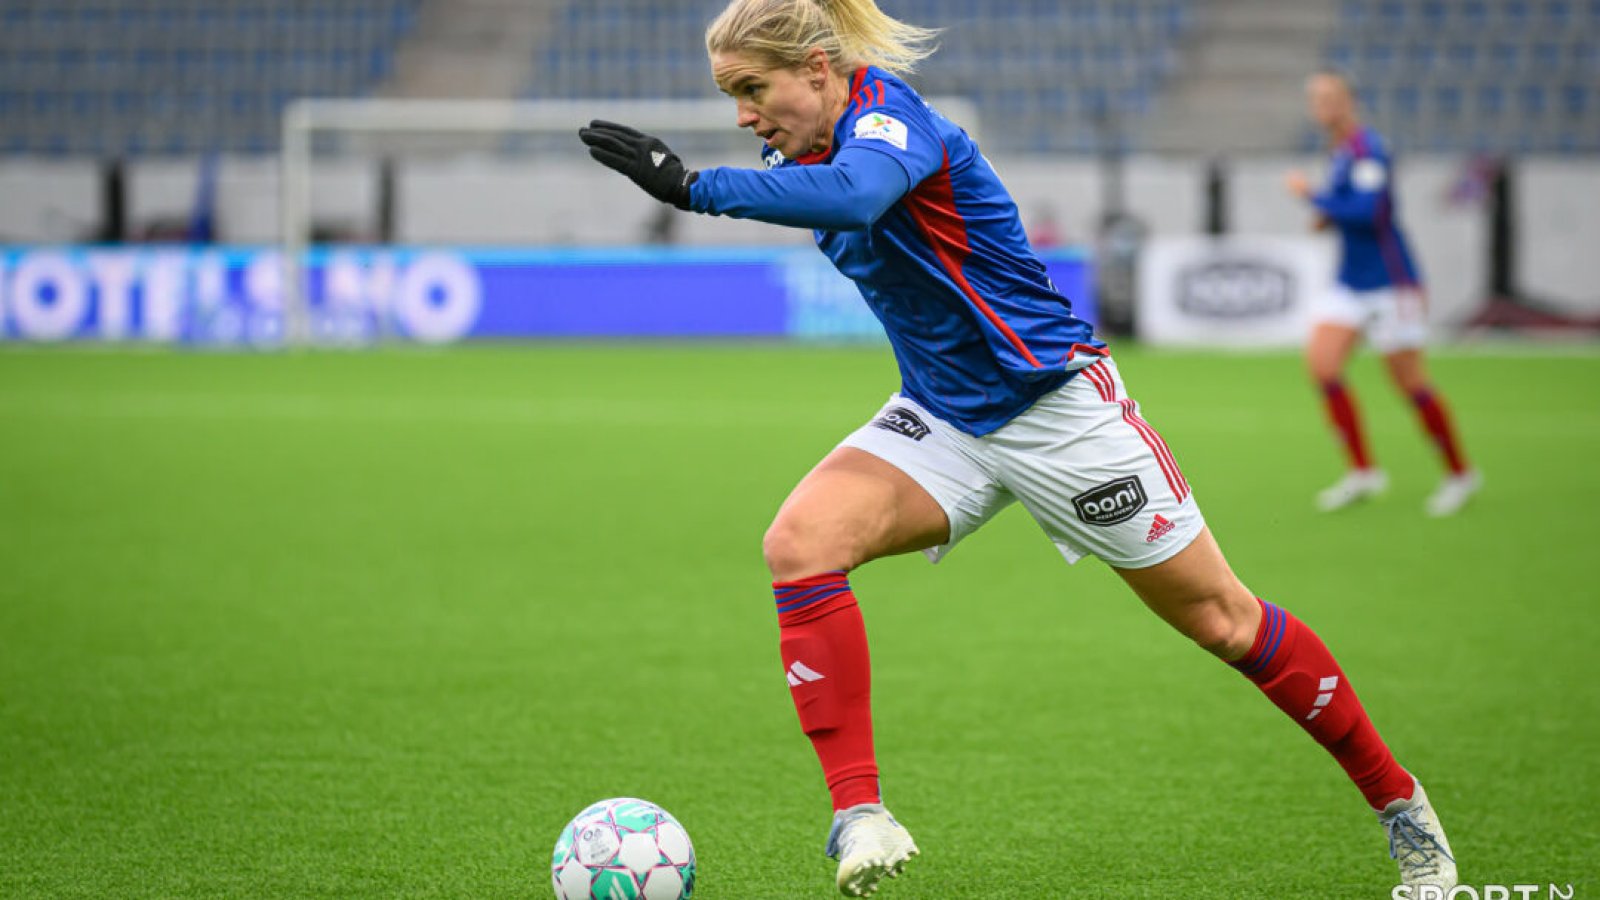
278;96;982;345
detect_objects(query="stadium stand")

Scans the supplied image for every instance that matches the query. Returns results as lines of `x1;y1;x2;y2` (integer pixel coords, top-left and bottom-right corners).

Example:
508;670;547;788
1;1;1597;158
1319;0;1600;152
523;0;1198;153
0;0;422;155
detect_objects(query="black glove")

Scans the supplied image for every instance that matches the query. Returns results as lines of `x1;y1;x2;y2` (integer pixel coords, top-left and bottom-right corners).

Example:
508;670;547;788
578;120;697;211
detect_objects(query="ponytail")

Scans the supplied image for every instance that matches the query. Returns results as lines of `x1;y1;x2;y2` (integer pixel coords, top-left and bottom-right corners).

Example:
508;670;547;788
706;0;939;76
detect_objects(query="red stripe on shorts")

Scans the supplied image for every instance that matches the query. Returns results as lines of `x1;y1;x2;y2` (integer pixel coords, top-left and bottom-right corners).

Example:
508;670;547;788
1087;363;1189;502
1119;398;1190;502
1082;361;1114;401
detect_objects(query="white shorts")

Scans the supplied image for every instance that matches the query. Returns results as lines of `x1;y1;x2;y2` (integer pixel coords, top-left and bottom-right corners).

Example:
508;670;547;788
838;358;1206;569
1312;284;1428;353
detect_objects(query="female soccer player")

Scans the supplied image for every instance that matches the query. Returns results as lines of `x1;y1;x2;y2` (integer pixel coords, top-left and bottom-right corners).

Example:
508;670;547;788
581;2;1457;895
1286;70;1480;516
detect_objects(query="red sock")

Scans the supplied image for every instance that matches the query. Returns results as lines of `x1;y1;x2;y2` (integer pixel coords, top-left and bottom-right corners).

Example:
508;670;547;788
774;571;880;811
1231;599;1414;809
1410;388;1468;475
1320;380;1373;470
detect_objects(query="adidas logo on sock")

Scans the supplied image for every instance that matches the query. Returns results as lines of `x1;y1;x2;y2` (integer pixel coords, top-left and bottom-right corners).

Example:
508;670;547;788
1305;676;1338;720
1146;514;1175;543
786;661;825;687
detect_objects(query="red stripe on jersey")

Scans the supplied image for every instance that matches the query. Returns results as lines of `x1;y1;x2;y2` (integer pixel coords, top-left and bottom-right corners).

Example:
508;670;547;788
1066;342;1110;367
845;68;870;117
1375;204;1416;288
1350;131;1416;289
905;153;1044;368
874;80;885;106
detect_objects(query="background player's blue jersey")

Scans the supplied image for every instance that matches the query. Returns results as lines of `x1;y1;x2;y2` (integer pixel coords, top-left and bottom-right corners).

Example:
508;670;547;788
690;67;1104;437
1314;126;1422;292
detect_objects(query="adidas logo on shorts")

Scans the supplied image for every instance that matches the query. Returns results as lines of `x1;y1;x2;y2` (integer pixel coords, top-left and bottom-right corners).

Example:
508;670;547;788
1146;514;1175;543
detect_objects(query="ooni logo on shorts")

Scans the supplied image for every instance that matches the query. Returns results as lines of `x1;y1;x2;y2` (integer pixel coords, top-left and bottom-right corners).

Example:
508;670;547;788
871;407;930;441
1072;476;1147;526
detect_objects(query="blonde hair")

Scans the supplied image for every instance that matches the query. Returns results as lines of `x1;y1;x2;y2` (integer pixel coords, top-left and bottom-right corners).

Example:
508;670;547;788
705;0;939;77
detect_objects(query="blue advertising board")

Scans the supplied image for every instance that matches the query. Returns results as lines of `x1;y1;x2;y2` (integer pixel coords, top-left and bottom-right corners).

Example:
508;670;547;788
0;246;1095;345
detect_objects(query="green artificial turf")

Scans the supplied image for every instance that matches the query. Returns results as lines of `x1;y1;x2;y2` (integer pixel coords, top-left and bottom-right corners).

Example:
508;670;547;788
2;343;1596;898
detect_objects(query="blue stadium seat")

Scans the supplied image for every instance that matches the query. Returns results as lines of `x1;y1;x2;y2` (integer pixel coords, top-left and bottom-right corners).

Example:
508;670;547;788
1455;0;1492;29
1432;84;1465;121
1442;41;1480;71
1559;82;1591;117
1473;82;1506;117
1391;85;1424;119
1489;40;1526;72
1517;83;1550;120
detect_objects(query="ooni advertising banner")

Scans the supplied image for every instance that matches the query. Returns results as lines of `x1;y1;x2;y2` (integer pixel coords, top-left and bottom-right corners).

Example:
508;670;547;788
1137;235;1333;347
0;246;1094;346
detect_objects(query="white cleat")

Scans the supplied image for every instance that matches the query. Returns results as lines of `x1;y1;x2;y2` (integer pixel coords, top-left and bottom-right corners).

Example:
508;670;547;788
1426;470;1481;517
1316;468;1388;512
825;803;919;897
1379;780;1457;891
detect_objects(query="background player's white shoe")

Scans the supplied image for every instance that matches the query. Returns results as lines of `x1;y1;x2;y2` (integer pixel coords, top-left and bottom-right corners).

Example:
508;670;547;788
1425;470;1481;517
825;803;918;897
1379;780;1457;890
1316;468;1388;511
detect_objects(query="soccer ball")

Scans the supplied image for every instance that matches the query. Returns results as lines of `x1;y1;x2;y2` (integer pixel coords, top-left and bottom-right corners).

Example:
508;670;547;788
550;797;696;900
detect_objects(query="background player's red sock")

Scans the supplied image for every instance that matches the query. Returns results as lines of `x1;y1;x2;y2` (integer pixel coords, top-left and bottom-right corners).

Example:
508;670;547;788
1409;388;1468;475
1231;598;1414;809
1320;379;1373;470
774;571;880;811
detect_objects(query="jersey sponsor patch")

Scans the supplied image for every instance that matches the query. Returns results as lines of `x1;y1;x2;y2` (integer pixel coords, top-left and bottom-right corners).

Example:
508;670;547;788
871;406;930;441
852;112;908;151
1351;158;1387;191
1072;476;1147;526
761;146;786;169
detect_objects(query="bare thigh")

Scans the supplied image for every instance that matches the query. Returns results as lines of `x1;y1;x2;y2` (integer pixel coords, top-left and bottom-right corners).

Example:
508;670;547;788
763;447;951;582
1113;527;1262;661
1307;322;1363;384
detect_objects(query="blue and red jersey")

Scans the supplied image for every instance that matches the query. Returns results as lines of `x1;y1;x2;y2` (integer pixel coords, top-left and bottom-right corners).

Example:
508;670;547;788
689;66;1104;437
1314;126;1422;292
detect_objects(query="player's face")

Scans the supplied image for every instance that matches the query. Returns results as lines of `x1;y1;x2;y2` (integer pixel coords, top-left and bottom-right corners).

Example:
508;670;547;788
712;51;835;158
1306;74;1354;132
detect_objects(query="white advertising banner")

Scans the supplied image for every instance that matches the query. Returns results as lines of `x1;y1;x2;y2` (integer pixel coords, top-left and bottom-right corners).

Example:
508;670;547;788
1137;235;1333;347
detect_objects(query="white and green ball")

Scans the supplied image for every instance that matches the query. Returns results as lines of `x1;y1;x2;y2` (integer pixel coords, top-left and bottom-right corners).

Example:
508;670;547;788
551;798;695;900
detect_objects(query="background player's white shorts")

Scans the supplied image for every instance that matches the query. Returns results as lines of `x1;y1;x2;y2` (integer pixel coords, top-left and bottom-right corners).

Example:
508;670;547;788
838;358;1205;569
1312;284;1428;353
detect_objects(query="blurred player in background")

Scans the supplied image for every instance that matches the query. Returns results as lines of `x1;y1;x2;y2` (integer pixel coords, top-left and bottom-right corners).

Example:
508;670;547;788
1286;70;1480;516
582;2;1457;896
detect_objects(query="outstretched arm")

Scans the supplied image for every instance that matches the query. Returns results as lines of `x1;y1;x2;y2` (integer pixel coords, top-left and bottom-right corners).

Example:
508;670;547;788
1288;166;1381;226
579;120;911;232
1310;187;1383;225
690;147;910;231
